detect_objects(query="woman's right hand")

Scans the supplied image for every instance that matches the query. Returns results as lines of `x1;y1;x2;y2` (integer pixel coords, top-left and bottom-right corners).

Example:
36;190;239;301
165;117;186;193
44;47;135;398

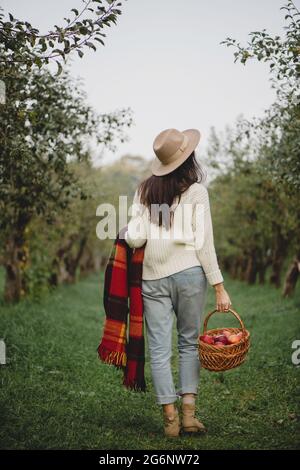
213;282;232;312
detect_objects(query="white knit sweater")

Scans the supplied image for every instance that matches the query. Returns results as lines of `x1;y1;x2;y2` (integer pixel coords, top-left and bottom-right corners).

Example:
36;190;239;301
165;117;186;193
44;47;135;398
124;182;224;286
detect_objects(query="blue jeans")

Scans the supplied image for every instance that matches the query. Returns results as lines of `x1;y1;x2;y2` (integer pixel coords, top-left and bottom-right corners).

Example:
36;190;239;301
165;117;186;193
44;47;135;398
142;266;208;405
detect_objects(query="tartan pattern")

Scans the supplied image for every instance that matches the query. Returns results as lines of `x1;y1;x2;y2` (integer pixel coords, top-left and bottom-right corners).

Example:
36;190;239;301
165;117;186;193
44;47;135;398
97;227;146;392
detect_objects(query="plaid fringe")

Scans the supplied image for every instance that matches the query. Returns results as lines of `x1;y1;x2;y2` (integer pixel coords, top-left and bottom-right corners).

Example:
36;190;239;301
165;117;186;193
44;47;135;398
97;344;127;369
97;226;146;392
123;375;146;393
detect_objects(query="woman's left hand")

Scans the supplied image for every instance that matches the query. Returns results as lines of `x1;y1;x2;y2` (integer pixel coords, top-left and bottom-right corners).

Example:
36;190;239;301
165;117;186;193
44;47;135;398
213;283;232;312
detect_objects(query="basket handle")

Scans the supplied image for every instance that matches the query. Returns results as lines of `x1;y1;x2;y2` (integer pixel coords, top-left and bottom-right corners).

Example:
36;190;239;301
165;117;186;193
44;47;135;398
203;307;246;336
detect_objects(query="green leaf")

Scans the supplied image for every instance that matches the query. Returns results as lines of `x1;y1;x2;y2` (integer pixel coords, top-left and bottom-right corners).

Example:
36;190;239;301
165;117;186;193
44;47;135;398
39;39;47;53
55;61;63;76
86;42;97;51
79;26;89;35
94;37;105;45
34;56;42;68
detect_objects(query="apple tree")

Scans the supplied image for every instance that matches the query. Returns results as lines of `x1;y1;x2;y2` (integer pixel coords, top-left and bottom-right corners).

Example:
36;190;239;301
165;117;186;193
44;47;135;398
221;0;300;295
0;63;132;302
0;0;125;72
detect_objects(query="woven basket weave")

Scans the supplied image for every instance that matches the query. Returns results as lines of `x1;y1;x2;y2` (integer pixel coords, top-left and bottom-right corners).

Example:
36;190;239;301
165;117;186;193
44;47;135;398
198;308;250;372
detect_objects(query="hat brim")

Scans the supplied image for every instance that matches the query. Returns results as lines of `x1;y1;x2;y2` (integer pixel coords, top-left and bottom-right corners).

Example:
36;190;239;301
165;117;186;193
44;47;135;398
151;129;201;176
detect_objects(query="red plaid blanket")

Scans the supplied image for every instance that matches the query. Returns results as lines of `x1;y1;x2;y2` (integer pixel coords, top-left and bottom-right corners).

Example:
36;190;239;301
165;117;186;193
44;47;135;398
97;226;146;392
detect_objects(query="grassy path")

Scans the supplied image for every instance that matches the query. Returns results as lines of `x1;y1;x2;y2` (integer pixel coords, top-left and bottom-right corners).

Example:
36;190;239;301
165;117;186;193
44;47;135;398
0;272;299;450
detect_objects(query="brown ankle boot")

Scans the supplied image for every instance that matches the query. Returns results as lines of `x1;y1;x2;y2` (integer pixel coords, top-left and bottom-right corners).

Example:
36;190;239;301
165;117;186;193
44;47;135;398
163;407;180;437
181;403;206;433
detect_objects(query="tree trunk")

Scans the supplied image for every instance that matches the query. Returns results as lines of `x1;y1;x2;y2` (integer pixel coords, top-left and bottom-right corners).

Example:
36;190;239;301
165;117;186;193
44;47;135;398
51;236;77;286
51;234;88;285
270;256;285;288
65;235;88;283
245;251;257;284
79;247;97;277
233;257;244;279
258;264;267;284
282;252;300;297
270;229;288;288
239;256;249;281
257;251;271;285
3;230;28;302
233;258;241;280
227;257;239;279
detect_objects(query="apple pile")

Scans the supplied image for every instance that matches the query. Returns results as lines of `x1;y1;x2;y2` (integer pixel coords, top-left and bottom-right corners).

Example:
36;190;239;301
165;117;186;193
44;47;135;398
200;329;243;347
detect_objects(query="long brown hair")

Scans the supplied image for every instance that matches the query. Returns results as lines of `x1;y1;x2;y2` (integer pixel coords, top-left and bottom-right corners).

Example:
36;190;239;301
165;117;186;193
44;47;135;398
137;151;206;229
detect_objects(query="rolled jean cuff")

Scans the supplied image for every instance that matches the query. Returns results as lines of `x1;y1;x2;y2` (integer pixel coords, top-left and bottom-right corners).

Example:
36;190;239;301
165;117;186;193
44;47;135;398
176;386;198;397
156;394;178;405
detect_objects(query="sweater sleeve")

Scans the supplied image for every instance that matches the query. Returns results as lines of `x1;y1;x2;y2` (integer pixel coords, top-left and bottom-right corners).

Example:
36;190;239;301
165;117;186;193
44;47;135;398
124;189;147;248
192;185;224;286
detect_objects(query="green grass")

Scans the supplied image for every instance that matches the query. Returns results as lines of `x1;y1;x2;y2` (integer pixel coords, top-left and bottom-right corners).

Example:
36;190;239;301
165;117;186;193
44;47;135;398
0;271;299;450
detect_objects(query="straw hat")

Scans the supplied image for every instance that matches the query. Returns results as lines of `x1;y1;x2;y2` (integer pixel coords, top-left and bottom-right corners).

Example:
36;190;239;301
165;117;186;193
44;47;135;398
151;128;201;176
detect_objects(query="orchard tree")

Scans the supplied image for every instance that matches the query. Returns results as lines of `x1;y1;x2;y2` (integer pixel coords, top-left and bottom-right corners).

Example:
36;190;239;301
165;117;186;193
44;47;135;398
0;64;132;302
22;155;150;296
222;0;300;191
54;155;150;285
222;0;300;295
0;1;132;302
205;123;297;288
0;0;125;73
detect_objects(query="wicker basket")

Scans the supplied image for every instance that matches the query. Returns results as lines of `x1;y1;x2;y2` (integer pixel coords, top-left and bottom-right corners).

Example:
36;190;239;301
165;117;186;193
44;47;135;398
198;308;250;372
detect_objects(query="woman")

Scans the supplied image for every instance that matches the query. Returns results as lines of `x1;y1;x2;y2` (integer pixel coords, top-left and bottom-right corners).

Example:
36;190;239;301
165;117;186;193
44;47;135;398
124;128;231;437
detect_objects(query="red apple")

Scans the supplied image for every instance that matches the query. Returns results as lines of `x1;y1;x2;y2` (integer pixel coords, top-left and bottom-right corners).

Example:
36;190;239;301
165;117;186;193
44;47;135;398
228;334;241;344
222;329;232;338
200;335;214;345
214;341;224;348
213;334;230;345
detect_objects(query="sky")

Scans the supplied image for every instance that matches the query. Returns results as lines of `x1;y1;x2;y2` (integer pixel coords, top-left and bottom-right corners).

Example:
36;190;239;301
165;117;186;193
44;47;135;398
2;0;295;165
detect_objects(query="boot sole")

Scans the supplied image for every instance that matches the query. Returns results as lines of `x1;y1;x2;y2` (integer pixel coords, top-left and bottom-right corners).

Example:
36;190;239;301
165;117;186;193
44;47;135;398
182;426;207;434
